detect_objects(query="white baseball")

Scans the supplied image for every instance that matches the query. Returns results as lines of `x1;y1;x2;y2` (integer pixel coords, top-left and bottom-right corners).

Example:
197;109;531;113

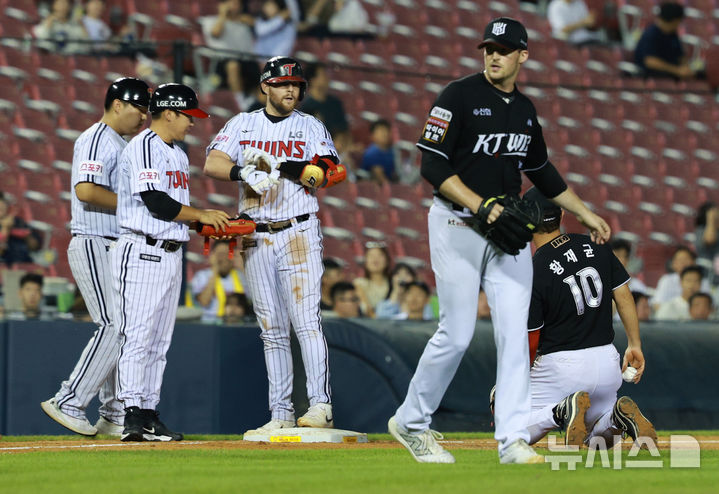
622;366;638;383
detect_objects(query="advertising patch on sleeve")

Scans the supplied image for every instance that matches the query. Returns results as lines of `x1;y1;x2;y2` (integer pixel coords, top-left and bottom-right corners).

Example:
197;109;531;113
421;107;452;144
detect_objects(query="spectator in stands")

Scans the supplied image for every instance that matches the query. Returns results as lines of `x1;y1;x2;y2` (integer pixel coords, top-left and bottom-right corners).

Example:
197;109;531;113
327;0;370;35
688;292;714;321
655;265;704;321
33;0;88;54
7;273;49;320
324;281;361;318
477;289;491;321
199;0;258;111
694;202;718;285
634;2;701;80
361;119;398;185
353;242;391;318
394;281;432;321
651;245;711;311
223;293;253;324
300;63;356;175
82;0;111;44
547;0;603;46
376;263;433;319
298;0;334;35
254;0;297;57
320;258;345;310
610;238;647;294
190;240;247;323
632;291;652;322
0;192;41;267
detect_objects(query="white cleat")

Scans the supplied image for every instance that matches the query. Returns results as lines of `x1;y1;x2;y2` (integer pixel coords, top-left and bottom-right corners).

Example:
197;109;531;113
40;398;97;436
95;416;124;437
388;416;455;464
297;403;334;428
245;418;296;434
499;439;545;464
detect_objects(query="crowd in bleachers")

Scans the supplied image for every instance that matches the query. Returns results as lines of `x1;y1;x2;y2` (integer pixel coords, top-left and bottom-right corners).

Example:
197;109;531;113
0;0;718;322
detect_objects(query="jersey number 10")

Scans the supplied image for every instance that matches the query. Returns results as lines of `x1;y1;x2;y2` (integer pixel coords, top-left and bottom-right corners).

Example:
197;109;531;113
562;267;603;316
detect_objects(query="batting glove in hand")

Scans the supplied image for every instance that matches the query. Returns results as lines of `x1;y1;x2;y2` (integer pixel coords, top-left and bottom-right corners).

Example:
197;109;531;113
242;147;280;172
240;165;280;194
468;195;541;256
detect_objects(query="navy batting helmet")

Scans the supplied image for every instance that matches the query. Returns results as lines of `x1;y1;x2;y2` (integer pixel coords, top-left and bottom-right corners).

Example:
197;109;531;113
260;56;307;100
149;83;209;118
104;77;151;110
523;187;562;225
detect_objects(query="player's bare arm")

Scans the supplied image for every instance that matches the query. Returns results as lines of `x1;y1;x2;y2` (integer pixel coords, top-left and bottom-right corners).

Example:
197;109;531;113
175;206;230;231
550;188;611;243
437;175;503;222
613;283;645;382
74;183;117;210
204;149;236;181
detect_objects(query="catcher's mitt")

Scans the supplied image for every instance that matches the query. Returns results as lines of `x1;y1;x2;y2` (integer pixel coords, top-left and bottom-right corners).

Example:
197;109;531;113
191;215;257;258
467;195;541;255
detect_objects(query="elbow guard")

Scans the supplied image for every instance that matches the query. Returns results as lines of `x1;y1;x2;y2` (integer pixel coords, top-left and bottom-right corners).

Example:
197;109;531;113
525;161;568;198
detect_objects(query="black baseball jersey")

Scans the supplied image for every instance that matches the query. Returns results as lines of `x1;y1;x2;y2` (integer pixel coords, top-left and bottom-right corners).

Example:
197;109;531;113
417;72;550;198
529;233;630;355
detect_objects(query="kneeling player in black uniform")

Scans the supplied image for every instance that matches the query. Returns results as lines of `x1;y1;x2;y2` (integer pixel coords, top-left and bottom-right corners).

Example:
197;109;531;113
522;187;657;448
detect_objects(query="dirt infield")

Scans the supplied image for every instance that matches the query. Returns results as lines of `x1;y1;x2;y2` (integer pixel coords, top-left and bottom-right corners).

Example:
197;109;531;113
1;436;718;455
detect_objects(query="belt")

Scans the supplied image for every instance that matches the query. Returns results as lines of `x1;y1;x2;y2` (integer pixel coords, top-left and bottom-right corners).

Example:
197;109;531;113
145;235;184;252
434;193;470;214
73;234;118;241
255;214;310;233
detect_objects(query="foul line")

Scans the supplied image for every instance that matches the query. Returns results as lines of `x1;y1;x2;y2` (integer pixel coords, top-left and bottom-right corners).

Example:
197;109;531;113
0;441;206;451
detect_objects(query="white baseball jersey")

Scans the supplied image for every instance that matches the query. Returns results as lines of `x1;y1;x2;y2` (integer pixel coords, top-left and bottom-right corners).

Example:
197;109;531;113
70;122;126;237
207;109;338;222
117;129;190;241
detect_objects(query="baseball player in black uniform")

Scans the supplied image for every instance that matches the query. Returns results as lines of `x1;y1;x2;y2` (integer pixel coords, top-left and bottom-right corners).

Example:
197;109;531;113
522;187;656;448
388;17;611;464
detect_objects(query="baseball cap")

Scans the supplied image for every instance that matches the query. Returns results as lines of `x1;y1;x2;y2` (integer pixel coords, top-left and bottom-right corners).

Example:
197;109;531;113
658;2;684;21
477;17;528;51
522;187;562;224
149;83;209;119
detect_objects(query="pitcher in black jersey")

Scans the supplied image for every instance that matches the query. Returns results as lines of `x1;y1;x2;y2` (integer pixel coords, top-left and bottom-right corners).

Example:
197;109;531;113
523;187;656;448
388;17;611;464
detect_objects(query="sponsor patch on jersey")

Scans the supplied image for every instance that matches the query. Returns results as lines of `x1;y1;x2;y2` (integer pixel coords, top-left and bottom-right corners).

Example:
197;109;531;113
448;218;468;227
139;253;161;263
79;160;103;176
213;134;230;143
430;106;452;121
137;170;160;185
422;116;449;144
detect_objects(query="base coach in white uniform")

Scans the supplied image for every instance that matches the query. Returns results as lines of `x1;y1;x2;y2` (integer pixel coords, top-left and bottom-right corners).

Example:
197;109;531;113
112;83;229;442
41;77;150;437
387;18;611;464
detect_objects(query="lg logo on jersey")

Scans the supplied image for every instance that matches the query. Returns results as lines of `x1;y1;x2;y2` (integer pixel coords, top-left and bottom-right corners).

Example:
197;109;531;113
166;171;189;189
288;130;303;139
472;133;532;157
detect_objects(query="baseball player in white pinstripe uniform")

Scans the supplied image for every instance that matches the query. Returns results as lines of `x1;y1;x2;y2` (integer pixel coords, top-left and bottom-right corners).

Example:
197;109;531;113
41;78;151;437
112;83;230;442
204;56;347;432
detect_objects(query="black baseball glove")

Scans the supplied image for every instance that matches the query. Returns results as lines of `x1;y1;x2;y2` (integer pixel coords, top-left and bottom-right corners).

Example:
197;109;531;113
467;195;542;255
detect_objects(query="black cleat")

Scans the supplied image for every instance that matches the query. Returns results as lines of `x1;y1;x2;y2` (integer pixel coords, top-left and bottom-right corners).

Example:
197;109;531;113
142;409;183;442
612;396;657;448
552;391;591;446
121;406;146;442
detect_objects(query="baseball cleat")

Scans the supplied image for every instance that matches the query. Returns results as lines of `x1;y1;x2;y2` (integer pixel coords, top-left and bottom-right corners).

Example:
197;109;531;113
387;416;455;464
552;391;591;447
499;439;545;464
40;398;97;436
612;396;657;448
245;418;296;434
95;416;124;437
121;406;145;442
142;409;183;441
297;403;333;428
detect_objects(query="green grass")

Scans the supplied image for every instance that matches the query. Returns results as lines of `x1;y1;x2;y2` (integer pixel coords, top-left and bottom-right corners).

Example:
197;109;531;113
0;433;717;494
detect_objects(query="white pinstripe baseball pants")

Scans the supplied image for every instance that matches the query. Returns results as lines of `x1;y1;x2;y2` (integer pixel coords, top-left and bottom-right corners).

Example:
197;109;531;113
111;236;182;410
243;215;331;422
55;236;124;423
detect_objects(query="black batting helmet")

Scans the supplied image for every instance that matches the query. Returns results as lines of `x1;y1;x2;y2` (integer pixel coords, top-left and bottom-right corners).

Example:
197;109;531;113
149;83;209;118
260;56;307;100
104;77;151;110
